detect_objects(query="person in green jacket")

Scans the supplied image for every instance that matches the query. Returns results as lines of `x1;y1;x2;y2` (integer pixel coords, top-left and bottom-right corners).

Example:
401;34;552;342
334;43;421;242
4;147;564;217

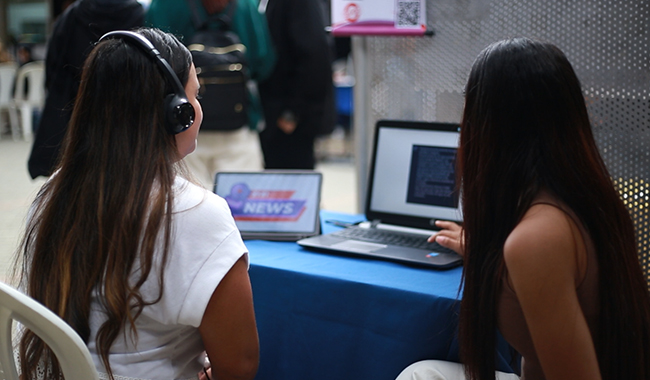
147;0;276;188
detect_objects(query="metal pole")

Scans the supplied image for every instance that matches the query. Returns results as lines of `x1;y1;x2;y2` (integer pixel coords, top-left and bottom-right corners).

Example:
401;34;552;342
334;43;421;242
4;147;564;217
351;35;368;214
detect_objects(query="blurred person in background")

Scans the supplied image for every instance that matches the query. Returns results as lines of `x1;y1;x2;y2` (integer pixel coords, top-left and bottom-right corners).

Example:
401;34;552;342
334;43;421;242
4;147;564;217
27;0;144;179
0;39;14;63
148;0;276;188
258;0;335;169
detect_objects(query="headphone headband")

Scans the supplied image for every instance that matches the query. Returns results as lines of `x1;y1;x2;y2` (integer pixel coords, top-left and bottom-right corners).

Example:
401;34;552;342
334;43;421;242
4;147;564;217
98;30;195;134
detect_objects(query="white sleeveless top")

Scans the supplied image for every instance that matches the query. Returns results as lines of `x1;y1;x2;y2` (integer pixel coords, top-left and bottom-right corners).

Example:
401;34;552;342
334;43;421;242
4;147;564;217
87;177;248;379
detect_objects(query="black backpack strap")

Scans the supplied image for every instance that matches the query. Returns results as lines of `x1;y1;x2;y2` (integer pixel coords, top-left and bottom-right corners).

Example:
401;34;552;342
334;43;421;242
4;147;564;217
186;0;237;31
186;0;205;30
216;0;237;28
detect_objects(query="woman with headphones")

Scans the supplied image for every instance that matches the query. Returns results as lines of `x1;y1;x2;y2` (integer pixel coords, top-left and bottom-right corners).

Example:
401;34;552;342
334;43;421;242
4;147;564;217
15;28;258;380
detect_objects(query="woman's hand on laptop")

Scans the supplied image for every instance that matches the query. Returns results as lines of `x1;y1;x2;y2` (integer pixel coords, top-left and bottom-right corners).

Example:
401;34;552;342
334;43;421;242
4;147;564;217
428;221;465;257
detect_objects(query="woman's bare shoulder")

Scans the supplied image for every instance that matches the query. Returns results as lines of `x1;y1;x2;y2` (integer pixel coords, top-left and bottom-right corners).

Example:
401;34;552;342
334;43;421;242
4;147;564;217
502;206;601;379
503;203;580;283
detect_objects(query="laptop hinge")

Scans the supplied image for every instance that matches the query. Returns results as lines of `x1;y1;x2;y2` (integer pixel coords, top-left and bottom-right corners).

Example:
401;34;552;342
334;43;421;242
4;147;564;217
370;219;381;228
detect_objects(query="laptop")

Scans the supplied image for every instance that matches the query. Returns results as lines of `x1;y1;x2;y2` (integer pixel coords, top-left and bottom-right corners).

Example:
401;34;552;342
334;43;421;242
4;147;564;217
297;120;463;269
213;171;322;241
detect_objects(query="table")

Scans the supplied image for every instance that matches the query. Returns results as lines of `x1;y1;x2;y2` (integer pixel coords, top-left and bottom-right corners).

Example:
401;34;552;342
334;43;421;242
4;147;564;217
247;211;516;380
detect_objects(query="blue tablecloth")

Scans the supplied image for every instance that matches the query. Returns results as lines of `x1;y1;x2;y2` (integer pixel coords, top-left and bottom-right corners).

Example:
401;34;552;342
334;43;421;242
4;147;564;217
247;211;516;380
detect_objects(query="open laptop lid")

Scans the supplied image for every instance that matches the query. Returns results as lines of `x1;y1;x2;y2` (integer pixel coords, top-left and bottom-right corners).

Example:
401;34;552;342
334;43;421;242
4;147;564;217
365;120;462;230
214;171;322;241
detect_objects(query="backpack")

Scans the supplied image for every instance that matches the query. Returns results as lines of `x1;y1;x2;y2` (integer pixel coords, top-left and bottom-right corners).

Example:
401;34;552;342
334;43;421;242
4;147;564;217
186;0;249;130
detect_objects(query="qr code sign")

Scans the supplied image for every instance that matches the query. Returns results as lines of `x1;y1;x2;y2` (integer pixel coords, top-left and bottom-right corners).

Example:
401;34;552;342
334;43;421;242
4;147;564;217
396;1;421;27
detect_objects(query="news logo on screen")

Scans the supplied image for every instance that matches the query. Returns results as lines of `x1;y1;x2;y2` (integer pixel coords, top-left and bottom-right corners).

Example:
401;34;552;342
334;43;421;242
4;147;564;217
224;182;307;222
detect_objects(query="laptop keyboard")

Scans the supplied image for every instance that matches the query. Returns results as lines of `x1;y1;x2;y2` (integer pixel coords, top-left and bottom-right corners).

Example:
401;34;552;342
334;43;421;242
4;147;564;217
331;227;456;254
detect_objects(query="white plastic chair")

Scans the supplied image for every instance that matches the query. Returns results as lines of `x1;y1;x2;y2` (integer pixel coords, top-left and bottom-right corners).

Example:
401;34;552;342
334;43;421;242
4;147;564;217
0;62;18;136
8;61;45;141
0;281;99;380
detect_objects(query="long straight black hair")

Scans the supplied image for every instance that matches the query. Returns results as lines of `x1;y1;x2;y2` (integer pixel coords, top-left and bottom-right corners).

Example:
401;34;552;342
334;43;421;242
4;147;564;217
16;28;193;379
458;38;650;380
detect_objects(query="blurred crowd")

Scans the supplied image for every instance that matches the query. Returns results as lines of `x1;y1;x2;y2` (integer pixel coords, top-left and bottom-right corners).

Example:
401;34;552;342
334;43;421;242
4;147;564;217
2;0;354;185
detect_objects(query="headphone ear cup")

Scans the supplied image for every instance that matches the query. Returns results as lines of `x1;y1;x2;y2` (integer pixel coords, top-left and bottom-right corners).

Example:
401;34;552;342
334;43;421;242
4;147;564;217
165;94;195;134
98;31;195;134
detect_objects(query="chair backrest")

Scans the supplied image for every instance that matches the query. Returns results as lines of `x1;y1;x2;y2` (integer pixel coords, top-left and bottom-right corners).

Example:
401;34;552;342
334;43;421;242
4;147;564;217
0;281;99;380
13;61;45;106
0;62;17;108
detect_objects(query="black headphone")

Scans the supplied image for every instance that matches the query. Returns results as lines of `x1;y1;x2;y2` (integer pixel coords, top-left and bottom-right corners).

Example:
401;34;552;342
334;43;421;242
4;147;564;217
98;30;195;134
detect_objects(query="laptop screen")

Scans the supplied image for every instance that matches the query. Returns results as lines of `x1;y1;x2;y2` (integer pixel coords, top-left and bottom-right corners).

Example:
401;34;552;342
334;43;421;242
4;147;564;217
214;171;322;239
366;120;462;228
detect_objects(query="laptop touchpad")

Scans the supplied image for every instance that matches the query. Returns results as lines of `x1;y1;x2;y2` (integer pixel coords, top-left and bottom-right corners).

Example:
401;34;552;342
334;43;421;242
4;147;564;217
332;240;387;253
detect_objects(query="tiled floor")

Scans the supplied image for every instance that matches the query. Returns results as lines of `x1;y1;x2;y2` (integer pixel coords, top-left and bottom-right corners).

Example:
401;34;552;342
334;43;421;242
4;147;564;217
0;139;46;282
0;136;357;282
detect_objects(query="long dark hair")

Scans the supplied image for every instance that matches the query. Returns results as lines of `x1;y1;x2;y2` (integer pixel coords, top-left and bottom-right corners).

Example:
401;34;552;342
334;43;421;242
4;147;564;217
458;38;650;379
15;28;192;379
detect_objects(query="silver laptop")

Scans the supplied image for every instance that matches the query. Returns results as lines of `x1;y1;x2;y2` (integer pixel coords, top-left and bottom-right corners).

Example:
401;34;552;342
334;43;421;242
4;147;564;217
214;171;322;241
298;120;463;269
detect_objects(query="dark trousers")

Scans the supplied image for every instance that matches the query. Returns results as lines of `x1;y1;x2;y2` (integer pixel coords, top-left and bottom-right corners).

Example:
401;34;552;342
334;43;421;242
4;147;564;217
259;126;316;169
